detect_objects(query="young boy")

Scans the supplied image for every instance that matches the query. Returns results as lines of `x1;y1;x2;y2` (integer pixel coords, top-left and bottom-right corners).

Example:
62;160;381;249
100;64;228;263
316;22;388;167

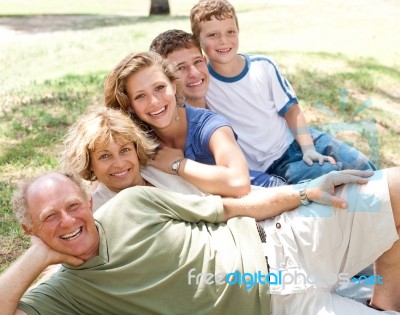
189;0;375;184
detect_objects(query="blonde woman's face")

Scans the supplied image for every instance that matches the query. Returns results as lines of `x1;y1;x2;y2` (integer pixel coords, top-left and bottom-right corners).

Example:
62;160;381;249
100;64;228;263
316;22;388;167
90;140;144;192
126;66;177;131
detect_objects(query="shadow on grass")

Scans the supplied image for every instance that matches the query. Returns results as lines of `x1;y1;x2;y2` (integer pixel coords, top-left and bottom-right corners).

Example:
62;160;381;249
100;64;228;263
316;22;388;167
0;71;106;168
0;14;189;35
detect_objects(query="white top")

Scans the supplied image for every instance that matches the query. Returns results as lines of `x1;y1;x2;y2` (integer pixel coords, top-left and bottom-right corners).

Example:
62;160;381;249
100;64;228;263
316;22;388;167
206;54;298;171
91;166;206;211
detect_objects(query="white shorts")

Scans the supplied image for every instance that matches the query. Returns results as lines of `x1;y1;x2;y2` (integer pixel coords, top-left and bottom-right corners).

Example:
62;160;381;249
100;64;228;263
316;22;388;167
259;170;399;315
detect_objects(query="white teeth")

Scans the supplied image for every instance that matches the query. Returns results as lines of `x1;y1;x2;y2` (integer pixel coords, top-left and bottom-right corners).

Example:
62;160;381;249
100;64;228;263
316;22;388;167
217;48;230;53
150;107;166;116
187;80;202;87
112;170;128;177
60;227;82;240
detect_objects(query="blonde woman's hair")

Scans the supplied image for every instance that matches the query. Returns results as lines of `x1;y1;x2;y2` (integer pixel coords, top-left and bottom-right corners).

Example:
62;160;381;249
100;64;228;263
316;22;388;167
60;107;158;182
104;51;184;114
190;0;239;40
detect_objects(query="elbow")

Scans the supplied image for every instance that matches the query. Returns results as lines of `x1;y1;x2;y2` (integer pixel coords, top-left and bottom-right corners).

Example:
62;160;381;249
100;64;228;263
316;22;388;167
224;178;251;198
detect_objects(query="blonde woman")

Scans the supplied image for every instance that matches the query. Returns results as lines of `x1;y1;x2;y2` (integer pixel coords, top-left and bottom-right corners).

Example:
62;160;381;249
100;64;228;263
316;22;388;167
60;107;204;211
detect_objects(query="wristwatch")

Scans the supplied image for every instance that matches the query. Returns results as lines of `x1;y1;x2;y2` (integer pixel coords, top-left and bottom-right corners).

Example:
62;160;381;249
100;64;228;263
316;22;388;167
298;179;312;205
172;157;185;175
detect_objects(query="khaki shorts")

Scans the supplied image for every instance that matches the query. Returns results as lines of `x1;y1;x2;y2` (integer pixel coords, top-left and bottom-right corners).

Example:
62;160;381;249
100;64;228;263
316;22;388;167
259;170;399;314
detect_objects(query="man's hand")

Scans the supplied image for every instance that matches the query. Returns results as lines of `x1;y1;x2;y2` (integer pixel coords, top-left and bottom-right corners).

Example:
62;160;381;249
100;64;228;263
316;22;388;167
302;148;336;166
0;236;84;315
306;170;374;208
30;235;84;267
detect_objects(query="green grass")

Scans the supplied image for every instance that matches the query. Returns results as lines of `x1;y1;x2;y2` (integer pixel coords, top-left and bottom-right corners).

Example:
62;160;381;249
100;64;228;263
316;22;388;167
0;181;23;274
0;72;105;272
1;0;399;272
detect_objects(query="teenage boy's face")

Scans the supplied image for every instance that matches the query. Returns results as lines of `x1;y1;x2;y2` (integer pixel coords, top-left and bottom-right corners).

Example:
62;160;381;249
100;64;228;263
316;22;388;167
167;47;209;108
198;16;239;65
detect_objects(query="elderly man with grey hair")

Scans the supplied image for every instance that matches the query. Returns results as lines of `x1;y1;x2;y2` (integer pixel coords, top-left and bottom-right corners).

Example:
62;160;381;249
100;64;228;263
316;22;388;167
1;168;400;314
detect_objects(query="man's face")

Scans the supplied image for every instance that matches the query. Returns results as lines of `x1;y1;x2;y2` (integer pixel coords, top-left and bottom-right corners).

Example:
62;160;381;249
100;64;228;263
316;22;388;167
26;173;99;261
167;47;209;108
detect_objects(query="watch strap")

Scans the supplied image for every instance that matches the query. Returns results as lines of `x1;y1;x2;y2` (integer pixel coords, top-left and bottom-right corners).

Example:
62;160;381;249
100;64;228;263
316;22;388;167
298;179;312;205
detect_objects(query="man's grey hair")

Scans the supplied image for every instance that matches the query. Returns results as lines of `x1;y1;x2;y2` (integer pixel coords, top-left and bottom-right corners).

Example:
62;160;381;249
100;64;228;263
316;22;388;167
12;171;91;228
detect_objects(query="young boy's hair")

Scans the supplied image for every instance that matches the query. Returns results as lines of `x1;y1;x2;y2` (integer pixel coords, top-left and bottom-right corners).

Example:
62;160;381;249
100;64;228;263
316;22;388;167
149;29;202;58
190;0;239;40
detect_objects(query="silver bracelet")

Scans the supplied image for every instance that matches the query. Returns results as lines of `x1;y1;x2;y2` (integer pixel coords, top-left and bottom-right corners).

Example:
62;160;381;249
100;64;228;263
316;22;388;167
298;179;312;205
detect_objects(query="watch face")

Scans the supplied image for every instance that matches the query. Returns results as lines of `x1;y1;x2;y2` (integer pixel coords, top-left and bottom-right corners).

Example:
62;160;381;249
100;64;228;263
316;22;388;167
172;161;180;172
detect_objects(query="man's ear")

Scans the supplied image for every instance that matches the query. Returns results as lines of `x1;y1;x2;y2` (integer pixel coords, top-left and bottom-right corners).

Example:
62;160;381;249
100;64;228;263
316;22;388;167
22;224;32;235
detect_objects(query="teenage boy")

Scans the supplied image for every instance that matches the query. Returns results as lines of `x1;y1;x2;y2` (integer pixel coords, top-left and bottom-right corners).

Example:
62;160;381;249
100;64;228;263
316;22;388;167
150;29;209;108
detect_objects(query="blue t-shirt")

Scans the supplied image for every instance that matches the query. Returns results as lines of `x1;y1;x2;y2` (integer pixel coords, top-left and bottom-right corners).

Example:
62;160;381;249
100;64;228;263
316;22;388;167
184;105;230;164
184;105;284;187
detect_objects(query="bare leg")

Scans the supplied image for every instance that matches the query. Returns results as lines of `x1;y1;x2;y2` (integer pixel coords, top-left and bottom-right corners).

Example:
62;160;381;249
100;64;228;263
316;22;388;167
370;167;400;311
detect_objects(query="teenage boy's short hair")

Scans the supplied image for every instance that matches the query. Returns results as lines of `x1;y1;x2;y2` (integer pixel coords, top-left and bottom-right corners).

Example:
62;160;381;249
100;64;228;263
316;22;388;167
190;0;239;40
150;29;202;58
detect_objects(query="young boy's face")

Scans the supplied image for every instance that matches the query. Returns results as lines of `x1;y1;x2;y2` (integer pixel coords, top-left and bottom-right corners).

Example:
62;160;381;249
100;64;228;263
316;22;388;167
167;46;209;107
198;16;239;66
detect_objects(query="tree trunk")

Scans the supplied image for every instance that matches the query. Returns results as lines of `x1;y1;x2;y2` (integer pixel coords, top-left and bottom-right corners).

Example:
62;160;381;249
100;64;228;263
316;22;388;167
149;0;170;15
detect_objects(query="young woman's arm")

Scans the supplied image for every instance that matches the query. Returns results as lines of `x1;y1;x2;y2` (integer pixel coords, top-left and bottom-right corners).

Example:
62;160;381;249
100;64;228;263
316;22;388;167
149;126;251;197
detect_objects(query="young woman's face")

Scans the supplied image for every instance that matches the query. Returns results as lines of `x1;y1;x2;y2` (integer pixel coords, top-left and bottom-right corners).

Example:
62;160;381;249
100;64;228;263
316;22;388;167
126;66;177;131
90;140;143;192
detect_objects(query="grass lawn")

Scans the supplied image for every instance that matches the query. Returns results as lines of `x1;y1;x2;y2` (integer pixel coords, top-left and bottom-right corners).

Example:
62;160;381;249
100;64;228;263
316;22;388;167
0;0;399;272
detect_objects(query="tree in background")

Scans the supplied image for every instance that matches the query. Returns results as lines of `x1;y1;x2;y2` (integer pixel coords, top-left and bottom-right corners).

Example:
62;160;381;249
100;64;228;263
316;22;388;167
150;0;170;15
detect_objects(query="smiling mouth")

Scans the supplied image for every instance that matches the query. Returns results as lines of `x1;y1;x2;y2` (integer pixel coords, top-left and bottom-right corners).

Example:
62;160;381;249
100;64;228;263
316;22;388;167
187;79;203;87
149;106;167;117
111;169;130;177
217;48;231;53
60;227;82;240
